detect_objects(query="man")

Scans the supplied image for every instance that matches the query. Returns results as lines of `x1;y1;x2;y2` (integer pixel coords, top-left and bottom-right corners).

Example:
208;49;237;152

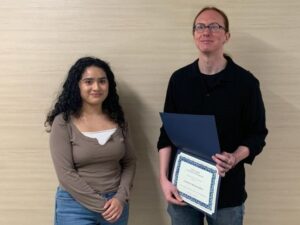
157;6;268;225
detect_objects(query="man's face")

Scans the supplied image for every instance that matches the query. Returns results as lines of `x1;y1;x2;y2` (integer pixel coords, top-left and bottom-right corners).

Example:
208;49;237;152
193;10;230;55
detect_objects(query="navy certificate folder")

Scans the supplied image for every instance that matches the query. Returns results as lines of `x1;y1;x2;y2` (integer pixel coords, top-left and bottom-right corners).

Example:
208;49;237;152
160;112;220;163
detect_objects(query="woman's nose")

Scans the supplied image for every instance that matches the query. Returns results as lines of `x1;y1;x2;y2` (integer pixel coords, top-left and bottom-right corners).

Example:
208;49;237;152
92;81;100;90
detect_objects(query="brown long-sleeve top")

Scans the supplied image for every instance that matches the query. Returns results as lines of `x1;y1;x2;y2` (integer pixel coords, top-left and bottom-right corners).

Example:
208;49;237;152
50;114;136;213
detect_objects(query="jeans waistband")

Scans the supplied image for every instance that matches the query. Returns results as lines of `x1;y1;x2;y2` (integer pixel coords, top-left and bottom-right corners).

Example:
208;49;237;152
57;186;117;200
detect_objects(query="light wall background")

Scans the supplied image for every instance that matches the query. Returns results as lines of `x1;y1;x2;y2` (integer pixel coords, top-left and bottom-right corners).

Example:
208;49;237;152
0;0;299;224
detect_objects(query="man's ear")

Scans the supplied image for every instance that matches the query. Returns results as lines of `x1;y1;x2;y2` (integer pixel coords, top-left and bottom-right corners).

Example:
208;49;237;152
224;32;231;43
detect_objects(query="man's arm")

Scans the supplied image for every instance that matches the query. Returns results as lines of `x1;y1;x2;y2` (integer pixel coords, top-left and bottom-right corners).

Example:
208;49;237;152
159;146;185;205
212;146;250;176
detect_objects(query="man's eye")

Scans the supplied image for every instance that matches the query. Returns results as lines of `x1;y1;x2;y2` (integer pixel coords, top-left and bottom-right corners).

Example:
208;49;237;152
196;25;205;30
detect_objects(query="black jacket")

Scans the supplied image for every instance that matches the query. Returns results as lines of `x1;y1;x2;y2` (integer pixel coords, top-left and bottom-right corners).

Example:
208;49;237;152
157;55;268;208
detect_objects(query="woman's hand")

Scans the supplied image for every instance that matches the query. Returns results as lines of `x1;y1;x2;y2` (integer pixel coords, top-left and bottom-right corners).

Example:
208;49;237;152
102;198;123;223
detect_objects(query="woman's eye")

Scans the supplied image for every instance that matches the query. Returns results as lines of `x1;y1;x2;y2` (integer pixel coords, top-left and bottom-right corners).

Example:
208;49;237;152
85;80;93;85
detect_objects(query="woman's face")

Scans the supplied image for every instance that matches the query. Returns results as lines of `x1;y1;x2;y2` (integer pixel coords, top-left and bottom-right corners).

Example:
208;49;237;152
79;66;109;107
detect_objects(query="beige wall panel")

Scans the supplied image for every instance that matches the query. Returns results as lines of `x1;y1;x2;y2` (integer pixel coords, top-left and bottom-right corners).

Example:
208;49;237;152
0;0;299;224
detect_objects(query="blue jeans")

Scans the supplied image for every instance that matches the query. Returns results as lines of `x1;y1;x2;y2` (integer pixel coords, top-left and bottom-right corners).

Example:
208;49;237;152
168;203;244;225
55;187;129;225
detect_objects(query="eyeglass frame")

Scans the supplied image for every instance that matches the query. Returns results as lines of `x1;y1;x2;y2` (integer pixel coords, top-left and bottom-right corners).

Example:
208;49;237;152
193;22;226;33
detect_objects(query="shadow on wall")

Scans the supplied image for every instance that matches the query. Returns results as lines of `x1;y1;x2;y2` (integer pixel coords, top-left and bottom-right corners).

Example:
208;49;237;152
228;32;300;224
118;82;169;225
245;87;300;225
227;32;300;148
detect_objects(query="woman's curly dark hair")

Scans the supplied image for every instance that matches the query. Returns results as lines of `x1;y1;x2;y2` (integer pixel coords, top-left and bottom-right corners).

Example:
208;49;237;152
45;56;126;133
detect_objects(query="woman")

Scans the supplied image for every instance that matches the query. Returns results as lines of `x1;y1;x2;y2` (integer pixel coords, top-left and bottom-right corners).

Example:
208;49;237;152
45;57;136;225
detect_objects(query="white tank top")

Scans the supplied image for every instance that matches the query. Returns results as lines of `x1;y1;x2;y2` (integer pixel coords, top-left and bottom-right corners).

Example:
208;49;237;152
82;128;117;145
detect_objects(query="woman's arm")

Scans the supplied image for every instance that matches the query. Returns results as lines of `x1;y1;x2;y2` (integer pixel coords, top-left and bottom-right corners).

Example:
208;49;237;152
50;115;106;213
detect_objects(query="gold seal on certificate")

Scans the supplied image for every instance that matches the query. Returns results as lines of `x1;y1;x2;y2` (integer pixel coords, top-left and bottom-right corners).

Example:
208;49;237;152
172;152;220;215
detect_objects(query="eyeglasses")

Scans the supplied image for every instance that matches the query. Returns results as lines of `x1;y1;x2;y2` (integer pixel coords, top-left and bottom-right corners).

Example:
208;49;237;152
193;23;225;33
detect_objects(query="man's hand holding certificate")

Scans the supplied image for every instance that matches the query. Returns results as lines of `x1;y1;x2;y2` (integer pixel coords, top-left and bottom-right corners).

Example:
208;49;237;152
160;113;221;216
172;152;219;215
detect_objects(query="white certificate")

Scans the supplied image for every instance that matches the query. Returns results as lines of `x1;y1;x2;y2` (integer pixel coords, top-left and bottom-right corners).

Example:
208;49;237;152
172;152;220;215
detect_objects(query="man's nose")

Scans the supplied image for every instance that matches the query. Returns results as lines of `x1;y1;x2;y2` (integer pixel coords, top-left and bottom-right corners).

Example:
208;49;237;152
203;27;211;34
